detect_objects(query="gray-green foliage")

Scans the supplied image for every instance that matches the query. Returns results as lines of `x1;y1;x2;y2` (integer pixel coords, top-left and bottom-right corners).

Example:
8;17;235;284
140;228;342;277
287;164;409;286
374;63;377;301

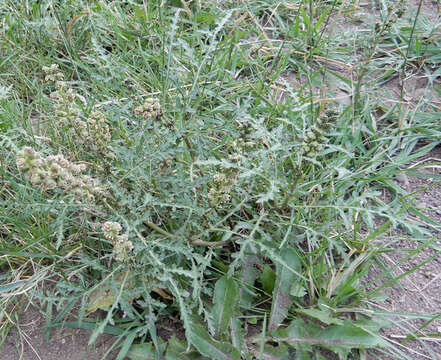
1;0;440;359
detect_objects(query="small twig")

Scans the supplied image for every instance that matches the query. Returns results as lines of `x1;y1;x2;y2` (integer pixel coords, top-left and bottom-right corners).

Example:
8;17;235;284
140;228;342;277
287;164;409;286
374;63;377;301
382;336;434;359
66;12;90;40
246;8;272;46
144;221;174;238
180;0;193;19
420;272;441;291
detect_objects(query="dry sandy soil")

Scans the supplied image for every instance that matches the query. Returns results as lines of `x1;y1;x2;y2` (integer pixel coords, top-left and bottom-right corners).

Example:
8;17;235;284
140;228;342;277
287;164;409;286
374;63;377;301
1;305;118;360
366;146;441;360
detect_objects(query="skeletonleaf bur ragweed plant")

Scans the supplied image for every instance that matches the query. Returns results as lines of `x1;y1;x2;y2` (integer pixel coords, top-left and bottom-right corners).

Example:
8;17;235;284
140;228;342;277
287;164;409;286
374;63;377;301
5;0;435;354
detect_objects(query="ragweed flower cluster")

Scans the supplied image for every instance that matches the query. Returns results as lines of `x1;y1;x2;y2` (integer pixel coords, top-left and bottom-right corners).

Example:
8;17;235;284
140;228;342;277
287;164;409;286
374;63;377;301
42;65;114;158
42;64;64;83
84;111;112;153
102;221;133;262
206;140;246;205
134;98;161;120
16;147;102;201
301;107;339;158
374;0;405;35
207;171;237;206
62;110;114;158
43;64;83;124
227;139;254;166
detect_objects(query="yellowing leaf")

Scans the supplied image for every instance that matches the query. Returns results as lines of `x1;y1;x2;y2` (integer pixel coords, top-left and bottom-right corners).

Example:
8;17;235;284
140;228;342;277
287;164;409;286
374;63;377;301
87;289;115;313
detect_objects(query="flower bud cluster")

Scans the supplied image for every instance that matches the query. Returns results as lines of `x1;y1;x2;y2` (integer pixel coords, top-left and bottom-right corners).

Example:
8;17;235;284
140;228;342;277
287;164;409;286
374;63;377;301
16;147;102;202
86;111;112;153
134;98;161;120
228;139;254;166
42;64;64;83
206;140;247;206
42;65;113;158
101;221;133;262
301;107;338;158
65;110;113;157
43;64;83;128
51;85;82;124
374;0;405;36
207;171;236;206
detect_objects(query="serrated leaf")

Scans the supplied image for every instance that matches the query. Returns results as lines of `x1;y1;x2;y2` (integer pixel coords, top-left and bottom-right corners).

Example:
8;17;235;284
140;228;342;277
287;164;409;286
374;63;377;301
273;320;388;357
251;343;292;360
296;308;343;326
352;318;390;333
269;248;301;331
272;319;313;353
212;276;239;337
189;323;241;360
165;337;208;360
256;181;279;204
272;318;310;337
314;321;388;357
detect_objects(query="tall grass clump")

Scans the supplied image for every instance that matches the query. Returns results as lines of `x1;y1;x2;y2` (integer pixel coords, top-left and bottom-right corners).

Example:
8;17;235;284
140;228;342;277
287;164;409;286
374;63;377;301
1;0;440;359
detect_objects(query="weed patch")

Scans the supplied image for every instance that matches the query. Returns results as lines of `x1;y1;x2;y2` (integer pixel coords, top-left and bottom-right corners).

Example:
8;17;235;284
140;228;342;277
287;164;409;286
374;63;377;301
1;1;440;359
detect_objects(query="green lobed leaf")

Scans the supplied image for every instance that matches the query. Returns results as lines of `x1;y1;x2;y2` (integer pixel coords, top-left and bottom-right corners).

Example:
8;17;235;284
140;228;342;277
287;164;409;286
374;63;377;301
313;321;389;357
251;343;293;360
296;308;344;326
272;319;313;353
273;320;388;357
189;323;241;360
165;337;209;360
